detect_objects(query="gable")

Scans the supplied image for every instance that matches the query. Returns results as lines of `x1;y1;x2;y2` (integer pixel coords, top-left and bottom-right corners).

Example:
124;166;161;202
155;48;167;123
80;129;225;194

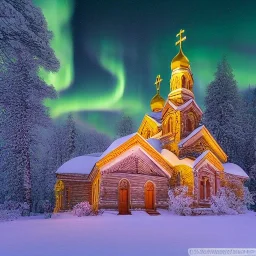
101;148;170;178
138;114;160;139
179;125;227;162
193;150;224;171
96;133;173;177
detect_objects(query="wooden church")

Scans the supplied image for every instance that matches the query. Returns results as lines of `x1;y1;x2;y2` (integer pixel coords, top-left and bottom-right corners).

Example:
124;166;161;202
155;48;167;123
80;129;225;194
54;30;248;214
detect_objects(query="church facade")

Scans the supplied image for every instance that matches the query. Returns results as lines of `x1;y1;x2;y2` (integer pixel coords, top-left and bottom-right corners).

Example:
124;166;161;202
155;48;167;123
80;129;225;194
54;30;248;214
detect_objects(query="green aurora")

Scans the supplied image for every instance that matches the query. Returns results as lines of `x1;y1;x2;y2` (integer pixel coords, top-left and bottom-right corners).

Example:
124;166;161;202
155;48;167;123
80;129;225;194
34;0;256;137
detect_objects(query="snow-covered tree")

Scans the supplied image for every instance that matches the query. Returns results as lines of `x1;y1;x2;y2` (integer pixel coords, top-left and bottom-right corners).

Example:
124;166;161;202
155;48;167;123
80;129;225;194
211;186;254;215
72;201;92;217
168;186;193;216
0;53;56;208
0;0;59;209
64;114;77;161
88;130;112;154
115;114;134;138
248;137;256;209
0;0;59;71
203;57;247;167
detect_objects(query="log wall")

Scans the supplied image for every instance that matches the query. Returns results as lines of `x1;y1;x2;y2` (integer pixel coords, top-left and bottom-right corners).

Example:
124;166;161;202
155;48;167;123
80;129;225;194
99;173;169;210
56;174;91;211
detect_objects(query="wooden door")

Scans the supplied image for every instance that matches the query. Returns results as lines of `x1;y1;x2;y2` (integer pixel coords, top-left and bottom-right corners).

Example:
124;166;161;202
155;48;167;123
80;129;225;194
200;181;204;200
118;179;129;214
145;181;155;210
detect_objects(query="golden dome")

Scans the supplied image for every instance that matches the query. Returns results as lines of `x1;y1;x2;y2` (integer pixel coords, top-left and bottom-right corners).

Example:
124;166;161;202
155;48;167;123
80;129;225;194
150;93;165;112
171;48;190;71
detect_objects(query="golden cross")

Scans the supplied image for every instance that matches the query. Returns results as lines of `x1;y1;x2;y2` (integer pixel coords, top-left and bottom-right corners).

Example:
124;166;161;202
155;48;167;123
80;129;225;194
154;74;163;93
175;29;186;49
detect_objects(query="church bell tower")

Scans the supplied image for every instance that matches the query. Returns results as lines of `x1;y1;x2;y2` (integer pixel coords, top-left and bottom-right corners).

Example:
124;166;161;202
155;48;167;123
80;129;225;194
168;29;194;105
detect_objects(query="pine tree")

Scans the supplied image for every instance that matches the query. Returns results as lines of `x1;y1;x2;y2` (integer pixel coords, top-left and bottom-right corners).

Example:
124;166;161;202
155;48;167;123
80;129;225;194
116;114;134;138
0;53;56;207
0;1;59;209
65;114;77;161
249;137;256;202
0;0;59;71
203;57;247;167
242;87;256;171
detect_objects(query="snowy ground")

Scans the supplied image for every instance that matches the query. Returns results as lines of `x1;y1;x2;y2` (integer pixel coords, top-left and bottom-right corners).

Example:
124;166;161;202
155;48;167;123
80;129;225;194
0;210;255;256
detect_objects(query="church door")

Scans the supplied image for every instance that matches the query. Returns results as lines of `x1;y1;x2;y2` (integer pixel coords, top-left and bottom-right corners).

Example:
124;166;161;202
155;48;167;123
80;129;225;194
118;179;130;215
200;180;204;200
145;181;155;210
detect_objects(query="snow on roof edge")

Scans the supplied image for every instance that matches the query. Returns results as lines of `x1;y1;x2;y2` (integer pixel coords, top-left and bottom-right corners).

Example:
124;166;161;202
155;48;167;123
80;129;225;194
223;163;249;178
178;125;204;147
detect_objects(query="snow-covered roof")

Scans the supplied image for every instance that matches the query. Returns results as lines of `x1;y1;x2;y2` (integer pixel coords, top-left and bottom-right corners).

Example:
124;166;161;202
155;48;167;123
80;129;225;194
161;149;194;168
147;111;162;123
193;150;210;168
223;163;249;178
167;98;202;114
56;155;100;175
178;125;204;147
99;133;136;159
147;138;162;153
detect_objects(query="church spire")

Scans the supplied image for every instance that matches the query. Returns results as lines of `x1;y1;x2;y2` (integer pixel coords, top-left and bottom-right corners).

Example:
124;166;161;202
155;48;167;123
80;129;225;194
171;29;190;71
169;29;194;105
150;75;165;112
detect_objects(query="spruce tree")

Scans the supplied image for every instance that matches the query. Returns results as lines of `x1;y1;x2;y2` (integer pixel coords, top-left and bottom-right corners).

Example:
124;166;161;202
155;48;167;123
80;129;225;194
203;57;246;167
65;114;77;161
116;114;134;138
0;0;59;208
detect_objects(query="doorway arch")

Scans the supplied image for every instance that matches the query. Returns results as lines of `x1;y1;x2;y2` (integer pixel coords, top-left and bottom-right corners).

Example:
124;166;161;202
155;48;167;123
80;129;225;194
118;179;130;215
145;181;155;210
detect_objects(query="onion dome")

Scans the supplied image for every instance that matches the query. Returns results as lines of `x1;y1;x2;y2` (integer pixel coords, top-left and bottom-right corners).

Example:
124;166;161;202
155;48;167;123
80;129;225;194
151;74;165;112
171;48;190;71
150;93;165;112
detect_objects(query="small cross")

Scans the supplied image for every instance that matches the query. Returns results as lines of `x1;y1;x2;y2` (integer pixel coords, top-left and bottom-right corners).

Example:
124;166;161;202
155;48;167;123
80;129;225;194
154;74;163;93
175;29;186;49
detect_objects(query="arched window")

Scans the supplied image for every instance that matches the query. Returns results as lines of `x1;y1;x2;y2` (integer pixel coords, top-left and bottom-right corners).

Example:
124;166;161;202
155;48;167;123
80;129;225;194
181;75;186;88
188;80;191;90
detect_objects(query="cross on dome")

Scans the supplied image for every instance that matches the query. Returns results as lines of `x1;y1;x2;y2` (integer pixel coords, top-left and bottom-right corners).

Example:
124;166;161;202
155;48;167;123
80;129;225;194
175;29;186;49
154;74;163;94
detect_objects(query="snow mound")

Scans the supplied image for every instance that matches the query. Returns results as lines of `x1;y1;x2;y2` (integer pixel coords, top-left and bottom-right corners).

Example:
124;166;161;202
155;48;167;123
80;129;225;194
147;111;162;123
56;155;100;175
223;163;249;178
147;138;162;152
161;149;194;167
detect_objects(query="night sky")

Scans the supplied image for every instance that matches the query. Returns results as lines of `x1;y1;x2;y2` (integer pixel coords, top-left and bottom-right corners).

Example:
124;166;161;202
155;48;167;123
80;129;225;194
34;0;256;137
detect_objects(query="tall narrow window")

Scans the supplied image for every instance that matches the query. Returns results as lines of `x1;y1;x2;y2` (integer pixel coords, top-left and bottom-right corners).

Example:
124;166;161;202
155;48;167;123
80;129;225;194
181;75;186;88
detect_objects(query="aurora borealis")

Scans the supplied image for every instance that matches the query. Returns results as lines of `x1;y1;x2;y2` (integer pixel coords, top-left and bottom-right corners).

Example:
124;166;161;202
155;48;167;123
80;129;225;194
34;0;256;137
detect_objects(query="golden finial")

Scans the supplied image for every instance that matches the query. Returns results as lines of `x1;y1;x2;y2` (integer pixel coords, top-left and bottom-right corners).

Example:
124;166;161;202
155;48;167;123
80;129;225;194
175;29;186;49
154;74;163;94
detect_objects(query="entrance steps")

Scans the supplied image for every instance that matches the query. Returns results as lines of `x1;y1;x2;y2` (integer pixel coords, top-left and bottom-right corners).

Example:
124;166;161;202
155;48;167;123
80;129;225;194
146;209;160;216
